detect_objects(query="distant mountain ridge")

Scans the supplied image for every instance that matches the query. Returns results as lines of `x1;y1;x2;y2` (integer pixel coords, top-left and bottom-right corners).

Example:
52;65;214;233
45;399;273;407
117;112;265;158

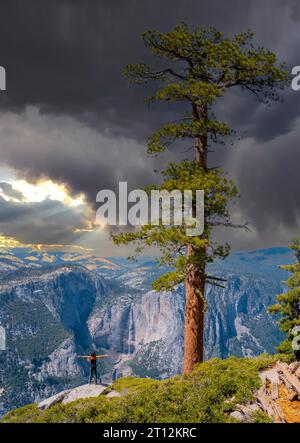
0;246;122;273
0;246;292;415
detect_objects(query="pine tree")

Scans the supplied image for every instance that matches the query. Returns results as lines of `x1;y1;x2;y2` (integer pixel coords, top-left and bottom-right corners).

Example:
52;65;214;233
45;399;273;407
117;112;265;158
113;24;289;373
269;239;300;361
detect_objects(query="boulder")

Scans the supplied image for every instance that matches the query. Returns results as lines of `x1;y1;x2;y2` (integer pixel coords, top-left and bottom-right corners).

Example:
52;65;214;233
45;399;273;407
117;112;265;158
38;384;107;410
38;389;71;410
230;403;260;422
61;384;106;404
289;362;300;374
230;411;246;422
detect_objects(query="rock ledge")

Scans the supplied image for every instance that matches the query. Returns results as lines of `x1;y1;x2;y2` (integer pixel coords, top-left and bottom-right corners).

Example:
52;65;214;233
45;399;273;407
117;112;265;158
38;384;120;410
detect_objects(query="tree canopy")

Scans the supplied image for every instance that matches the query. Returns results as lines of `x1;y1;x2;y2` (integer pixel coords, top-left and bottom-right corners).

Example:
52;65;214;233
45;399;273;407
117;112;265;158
113;23;289;292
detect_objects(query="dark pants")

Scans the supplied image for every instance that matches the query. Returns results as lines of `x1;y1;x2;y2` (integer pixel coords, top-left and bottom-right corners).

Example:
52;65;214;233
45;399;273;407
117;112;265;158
90;365;98;384
112;368;117;382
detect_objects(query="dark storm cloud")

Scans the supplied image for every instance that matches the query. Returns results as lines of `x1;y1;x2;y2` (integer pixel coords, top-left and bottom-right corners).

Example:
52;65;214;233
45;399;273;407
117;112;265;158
0;0;296;138
0;194;90;245
222;122;300;250
0;182;23;201
0;0;256;137
0;0;300;249
290;0;300;21
0;107;167;203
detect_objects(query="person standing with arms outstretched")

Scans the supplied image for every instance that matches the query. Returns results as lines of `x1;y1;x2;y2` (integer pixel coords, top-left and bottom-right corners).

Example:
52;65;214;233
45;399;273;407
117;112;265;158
78;351;109;384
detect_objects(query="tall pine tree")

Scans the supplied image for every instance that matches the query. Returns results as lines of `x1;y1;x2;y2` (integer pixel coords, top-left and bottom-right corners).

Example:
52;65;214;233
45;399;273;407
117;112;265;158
113;24;289;373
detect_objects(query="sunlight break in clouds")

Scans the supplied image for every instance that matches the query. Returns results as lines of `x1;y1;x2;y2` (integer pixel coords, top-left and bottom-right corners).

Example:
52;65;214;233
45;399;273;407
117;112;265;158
2;179;85;208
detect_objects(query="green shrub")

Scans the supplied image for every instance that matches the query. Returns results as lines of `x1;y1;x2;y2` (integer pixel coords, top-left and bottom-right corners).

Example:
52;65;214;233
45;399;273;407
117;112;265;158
251;409;273;423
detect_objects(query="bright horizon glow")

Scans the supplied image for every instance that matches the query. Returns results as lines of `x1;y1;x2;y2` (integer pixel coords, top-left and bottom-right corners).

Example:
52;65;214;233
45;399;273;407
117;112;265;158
0;233;94;252
1;179;85;207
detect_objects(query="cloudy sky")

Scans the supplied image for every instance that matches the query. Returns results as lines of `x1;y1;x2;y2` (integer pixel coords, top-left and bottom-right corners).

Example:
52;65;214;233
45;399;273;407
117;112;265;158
0;0;300;255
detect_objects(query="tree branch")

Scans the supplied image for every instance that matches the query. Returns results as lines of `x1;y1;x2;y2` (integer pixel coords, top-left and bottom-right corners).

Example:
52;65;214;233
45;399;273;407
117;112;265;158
206;274;227;282
209;220;251;231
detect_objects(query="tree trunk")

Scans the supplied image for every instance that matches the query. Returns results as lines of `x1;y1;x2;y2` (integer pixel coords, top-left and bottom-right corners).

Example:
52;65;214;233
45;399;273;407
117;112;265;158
182;102;207;374
183;245;205;374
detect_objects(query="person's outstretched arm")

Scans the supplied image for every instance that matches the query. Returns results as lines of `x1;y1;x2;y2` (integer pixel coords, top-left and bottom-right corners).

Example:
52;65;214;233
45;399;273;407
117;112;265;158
96;355;109;359
77;356;90;358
